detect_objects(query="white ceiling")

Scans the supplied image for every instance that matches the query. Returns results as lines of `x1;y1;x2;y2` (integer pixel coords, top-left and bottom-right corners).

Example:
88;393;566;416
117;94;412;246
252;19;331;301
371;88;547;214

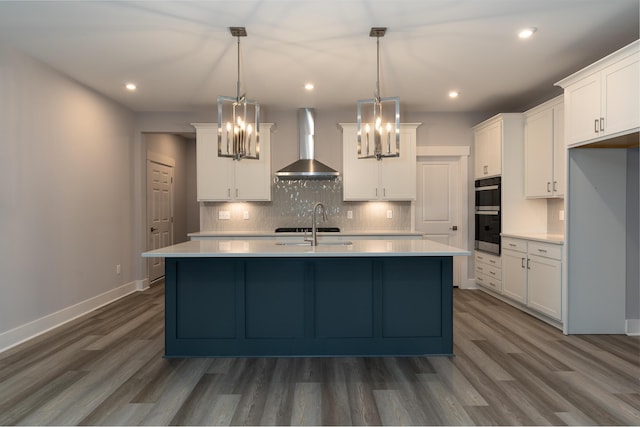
0;0;638;114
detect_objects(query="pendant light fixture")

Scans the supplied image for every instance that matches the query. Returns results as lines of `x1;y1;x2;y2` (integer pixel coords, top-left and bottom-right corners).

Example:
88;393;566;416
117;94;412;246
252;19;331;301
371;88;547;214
357;27;400;160
218;27;260;160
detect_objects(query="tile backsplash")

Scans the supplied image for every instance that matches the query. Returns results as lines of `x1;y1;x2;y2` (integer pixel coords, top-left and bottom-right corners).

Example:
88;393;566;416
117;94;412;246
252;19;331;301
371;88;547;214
200;177;412;232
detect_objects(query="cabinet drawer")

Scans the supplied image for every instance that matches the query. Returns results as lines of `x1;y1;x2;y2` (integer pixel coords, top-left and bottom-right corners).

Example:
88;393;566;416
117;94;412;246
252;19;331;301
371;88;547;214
475;251;501;268
475;263;502;280
528;241;562;260
502;237;527;252
476;272;502;292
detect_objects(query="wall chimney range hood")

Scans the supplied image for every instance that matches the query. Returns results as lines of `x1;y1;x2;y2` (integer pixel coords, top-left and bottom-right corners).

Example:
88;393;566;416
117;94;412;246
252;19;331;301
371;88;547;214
275;108;339;179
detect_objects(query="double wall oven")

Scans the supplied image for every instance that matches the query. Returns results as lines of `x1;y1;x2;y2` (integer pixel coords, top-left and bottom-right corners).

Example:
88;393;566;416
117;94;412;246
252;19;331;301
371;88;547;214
475;176;501;255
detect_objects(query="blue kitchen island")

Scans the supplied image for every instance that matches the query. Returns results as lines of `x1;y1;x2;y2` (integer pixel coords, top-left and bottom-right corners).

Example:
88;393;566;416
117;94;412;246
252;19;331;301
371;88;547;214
143;239;470;358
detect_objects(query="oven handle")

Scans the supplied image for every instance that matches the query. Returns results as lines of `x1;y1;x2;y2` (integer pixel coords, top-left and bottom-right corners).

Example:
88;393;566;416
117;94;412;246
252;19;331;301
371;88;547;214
475;210;500;215
475;185;499;191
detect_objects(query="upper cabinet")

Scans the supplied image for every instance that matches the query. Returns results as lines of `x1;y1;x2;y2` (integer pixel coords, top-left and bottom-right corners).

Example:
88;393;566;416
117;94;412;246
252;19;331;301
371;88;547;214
473;120;502;179
556;40;639;147
340;123;419;201
524;96;564;198
193;123;273;202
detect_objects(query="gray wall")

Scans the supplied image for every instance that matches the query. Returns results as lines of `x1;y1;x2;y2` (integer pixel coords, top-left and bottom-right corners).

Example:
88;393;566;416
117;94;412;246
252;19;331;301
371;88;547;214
627;147;639;321
0;43;135;336
144;133;198;244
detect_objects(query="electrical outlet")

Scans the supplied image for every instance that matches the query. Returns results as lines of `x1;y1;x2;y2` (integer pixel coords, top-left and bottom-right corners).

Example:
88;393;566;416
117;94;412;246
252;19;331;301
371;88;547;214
386;210;393;219
347;210;353;219
243;211;250;220
218;210;231;220
116;264;121;275
559;210;565;221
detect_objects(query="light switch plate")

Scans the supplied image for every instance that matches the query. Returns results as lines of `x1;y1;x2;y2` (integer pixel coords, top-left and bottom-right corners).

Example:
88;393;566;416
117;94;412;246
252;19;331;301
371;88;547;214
219;210;231;220
386;210;393;219
243;211;250;220
347;210;353;219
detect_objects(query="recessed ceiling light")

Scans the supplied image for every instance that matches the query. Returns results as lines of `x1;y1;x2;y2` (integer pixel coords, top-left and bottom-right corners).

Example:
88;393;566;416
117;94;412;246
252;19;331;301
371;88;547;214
449;91;460;99
304;83;315;91
518;27;537;39
125;83;137;91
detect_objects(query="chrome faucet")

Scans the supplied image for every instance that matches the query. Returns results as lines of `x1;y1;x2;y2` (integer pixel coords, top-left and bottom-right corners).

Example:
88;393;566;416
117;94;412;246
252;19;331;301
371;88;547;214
311;202;327;246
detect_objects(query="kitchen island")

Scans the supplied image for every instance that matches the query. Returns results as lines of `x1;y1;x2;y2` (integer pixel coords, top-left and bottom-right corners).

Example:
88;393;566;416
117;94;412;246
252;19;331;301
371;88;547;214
143;239;470;358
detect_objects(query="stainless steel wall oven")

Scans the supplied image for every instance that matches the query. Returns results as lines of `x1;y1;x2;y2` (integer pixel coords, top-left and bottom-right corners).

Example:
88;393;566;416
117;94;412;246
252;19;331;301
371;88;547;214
475;176;501;255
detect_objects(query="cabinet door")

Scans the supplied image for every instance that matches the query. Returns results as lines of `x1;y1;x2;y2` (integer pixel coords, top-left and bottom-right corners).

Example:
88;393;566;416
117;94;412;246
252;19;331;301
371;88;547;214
527;254;562;320
525;108;554;197
234;125;272;201
380;130;416;200
564;73;601;146
474;122;501;179
602;53;640;137
195;125;233;201
502;249;527;304
552;106;565;197
342;125;379;200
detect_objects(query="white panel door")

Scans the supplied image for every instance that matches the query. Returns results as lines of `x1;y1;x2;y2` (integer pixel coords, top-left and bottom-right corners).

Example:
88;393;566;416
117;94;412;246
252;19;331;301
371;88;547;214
416;158;462;286
147;160;174;283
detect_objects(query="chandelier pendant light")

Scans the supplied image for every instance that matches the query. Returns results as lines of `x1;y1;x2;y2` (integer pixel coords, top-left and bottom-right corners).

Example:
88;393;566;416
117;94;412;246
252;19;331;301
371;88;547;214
357;27;400;160
218;27;260;160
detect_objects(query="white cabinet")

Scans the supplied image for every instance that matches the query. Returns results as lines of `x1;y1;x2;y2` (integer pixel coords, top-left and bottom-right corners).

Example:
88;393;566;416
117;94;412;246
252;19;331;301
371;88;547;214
473;120;501;179
474;251;502;293
340;123;419;201
557;40;639;147
524;96;564;198
501;237;563;321
502;238;527;303
193;123;272;201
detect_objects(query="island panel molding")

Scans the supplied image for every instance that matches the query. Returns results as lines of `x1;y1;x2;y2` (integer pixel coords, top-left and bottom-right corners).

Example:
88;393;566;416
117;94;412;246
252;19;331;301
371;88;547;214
163;256;453;357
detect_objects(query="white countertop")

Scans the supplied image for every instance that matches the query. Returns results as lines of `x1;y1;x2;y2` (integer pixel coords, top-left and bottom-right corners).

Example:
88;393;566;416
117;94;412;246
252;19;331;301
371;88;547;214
501;232;564;244
143;239;471;258
188;230;425;238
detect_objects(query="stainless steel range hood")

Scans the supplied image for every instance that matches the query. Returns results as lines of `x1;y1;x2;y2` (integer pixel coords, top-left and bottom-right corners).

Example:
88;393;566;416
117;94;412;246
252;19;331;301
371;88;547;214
275;108;339;179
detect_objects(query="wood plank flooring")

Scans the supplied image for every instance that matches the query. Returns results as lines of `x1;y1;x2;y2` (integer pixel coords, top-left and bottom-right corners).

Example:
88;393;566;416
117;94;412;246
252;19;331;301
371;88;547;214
0;282;638;425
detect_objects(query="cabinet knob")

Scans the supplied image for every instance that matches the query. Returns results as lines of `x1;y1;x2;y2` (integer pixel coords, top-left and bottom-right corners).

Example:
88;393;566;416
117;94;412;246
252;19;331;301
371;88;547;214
150;227;158;232
450;225;458;231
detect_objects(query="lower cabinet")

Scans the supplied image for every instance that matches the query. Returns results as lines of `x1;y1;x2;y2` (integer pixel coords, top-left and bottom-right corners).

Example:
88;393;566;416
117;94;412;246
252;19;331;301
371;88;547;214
501;237;563;321
474;251;502;292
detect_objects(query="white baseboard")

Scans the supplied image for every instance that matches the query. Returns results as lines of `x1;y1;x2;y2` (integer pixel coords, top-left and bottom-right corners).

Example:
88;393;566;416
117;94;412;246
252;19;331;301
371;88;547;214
626;319;640;336
458;277;479;290
0;280;146;354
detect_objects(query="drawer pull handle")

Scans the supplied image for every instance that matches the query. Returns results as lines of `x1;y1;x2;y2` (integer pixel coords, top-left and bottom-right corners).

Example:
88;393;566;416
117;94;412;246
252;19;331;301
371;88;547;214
489;271;495;276
538;248;547;253
509;243;516;247
527;258;530;269
489;259;496;264
521;257;525;268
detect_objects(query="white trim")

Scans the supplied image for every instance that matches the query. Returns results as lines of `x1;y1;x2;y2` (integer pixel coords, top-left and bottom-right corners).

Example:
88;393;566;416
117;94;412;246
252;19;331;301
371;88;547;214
416;145;470;157
626;319;640;336
0;280;145;354
147;151;176;167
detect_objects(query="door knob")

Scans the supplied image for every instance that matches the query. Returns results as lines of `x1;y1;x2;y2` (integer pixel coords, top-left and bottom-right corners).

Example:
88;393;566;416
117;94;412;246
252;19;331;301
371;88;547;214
449;225;458;231
150;227;158;232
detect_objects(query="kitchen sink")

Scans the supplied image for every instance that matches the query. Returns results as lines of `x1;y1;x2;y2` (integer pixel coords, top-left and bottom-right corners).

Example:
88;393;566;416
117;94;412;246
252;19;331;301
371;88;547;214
275;241;352;246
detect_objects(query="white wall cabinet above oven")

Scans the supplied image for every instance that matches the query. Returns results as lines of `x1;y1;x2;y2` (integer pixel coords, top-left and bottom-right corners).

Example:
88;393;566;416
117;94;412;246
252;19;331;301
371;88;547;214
474;120;501;179
193;123;273;202
340;123;419;201
524;96;565;198
556;40;639;147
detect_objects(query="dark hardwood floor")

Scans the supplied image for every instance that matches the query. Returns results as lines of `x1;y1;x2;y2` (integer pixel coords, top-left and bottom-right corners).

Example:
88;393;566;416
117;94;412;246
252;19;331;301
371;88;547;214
0;282;638;425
